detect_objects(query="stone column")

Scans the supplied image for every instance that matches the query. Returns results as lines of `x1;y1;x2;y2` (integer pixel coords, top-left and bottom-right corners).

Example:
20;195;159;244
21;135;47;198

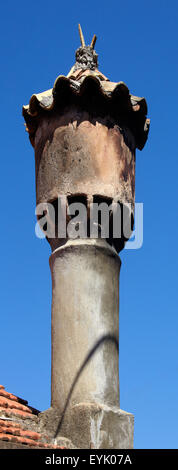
48;239;134;449
50;239;120;410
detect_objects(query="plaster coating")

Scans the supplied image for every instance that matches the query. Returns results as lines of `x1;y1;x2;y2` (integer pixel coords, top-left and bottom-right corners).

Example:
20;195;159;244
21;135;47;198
35;108;135;210
49;239;120;411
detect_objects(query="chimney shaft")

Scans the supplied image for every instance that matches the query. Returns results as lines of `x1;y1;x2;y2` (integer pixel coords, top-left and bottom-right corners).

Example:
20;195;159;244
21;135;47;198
22;26;149;448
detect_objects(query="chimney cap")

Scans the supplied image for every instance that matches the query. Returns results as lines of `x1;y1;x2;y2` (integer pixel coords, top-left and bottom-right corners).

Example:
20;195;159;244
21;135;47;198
22;25;150;150
72;25;98;73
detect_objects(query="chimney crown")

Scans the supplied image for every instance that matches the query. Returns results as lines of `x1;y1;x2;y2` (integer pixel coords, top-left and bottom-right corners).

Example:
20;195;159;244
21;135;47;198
22;25;150;150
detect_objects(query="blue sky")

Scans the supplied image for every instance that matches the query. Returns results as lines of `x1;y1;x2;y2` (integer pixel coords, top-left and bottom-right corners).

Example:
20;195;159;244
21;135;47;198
0;0;178;449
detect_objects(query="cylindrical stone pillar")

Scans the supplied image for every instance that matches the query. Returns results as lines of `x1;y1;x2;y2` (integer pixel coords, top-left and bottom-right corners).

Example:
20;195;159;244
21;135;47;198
49;239;121;411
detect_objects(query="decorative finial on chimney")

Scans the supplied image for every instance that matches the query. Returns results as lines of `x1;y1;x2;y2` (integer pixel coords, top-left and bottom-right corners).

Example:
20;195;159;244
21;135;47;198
72;24;98;72
78;23;85;47
78;24;97;49
90;34;97;49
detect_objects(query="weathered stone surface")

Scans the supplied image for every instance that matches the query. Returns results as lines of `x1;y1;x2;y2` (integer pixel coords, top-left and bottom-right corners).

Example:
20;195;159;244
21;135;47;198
68;403;134;449
35;108;135;210
34;108;135;252
23;73;149;151
39;404;134;449
74;45;98;71
49;239;120;411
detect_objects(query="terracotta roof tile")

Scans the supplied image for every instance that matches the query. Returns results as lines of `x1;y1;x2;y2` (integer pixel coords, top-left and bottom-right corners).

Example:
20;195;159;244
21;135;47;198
0;386;67;449
0;421;40;440
0;386;39;420
0;396;33;414
22;69;150;151
0;431;65;449
0;420;20;429
0;389;28;404
0;408;37;420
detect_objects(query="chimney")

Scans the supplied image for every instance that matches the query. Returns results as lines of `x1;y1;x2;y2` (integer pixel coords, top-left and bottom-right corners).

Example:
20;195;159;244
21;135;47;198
22;25;149;449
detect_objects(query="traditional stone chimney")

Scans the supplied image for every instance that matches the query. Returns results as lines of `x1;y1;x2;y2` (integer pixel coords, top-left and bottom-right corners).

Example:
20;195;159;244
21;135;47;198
22;25;149;449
